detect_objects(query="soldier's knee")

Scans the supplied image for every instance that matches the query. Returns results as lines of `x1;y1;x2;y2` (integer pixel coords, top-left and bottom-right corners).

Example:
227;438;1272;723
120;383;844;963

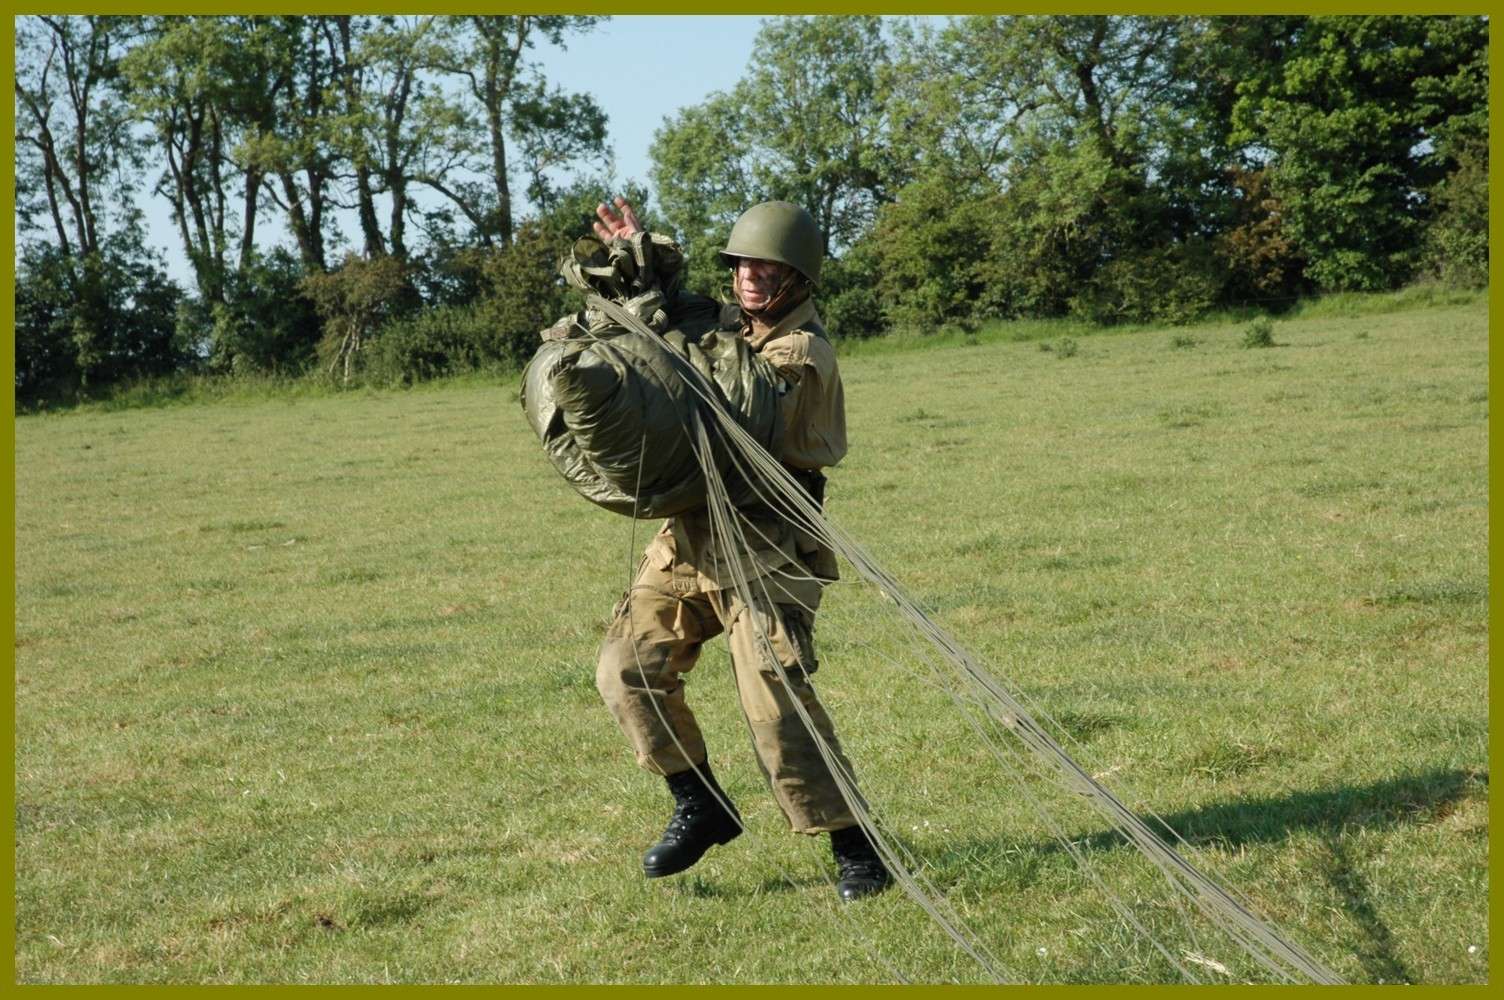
595;635;668;700
595;636;632;700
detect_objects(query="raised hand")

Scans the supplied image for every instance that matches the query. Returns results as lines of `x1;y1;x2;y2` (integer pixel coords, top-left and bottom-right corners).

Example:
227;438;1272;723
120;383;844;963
593;196;643;242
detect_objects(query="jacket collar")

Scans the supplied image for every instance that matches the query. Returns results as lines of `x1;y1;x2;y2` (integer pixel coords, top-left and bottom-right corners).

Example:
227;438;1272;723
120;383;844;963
743;297;819;350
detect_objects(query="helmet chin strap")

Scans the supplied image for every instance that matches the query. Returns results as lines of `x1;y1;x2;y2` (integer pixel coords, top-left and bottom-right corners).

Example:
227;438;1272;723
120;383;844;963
736;268;809;326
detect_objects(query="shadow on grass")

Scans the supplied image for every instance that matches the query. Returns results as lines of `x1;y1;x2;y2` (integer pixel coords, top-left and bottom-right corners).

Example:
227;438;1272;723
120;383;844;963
1113;767;1485;853
1320;834;1415;984
1124;768;1484;986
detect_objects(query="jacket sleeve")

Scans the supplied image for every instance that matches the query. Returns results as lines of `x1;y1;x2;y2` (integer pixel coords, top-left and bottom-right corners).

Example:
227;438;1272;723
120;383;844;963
760;333;847;469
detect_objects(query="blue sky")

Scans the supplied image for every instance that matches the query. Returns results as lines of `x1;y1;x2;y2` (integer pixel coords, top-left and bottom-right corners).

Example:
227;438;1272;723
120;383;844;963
532;15;770;188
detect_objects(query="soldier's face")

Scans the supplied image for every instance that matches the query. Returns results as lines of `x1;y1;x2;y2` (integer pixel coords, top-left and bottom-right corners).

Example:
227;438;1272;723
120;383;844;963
735;258;791;312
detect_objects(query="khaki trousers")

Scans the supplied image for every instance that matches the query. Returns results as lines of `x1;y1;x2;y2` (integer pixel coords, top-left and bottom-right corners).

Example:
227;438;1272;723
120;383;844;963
595;531;861;834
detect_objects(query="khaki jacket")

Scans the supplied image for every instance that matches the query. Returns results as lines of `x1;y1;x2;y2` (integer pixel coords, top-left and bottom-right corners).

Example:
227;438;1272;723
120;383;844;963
653;296;846;598
744;299;848;472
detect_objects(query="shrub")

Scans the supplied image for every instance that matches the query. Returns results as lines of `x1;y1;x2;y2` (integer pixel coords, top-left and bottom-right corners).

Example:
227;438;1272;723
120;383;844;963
822;285;884;339
301;254;420;383
472;219;576;368
820;241;885;339
205;248;322;375
871;175;998;333
1070;242;1223;326
364;306;497;386
1421;139;1488;290
1214;167;1310;308
14;234;186;406
1242;316;1275;349
971;142;1116;321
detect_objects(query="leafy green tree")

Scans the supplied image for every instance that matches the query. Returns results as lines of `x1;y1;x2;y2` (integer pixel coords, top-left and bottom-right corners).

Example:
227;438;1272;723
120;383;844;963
1231;15;1489;291
882;15;1214;326
650;16;900;295
741;16;900;251
253;16;341;273
14;233;186;403
426;15;607;246
336;15;471;261
649;90;755;294
1421;135;1488;288
362;213;581;385
14;15;189;402
121;16;297;303
14;15;142;259
894;15;1190;182
972;141;1115;321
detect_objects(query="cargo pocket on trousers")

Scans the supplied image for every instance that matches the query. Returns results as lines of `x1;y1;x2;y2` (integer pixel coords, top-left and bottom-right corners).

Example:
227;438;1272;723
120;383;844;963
779;604;819;676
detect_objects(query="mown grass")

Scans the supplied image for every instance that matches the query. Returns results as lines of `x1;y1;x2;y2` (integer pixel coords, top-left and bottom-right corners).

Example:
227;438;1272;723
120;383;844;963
12;296;1488;983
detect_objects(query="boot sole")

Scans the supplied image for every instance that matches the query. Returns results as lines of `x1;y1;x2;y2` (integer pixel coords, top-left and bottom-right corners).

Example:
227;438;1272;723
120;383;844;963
642;825;742;879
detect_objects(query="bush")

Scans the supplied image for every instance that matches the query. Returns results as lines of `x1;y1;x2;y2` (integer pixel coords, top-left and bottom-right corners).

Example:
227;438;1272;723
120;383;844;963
363;305;498;386
204;248;323;375
871;175;999;333
822;285;883;339
1070;242;1223;326
1213;167;1310;308
14;234;186;406
971;141;1125;321
819;240;884;339
1242;316;1275;349
1422;139;1488;290
355;219;576;386
301;255;420;383
473;219;576;368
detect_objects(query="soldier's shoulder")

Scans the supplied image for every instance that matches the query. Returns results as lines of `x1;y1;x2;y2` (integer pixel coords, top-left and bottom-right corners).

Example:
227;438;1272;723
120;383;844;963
790;309;835;362
799;312;830;341
764;328;836;377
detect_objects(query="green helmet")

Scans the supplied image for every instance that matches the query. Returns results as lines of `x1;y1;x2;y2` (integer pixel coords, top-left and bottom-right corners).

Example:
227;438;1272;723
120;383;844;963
718;201;823;285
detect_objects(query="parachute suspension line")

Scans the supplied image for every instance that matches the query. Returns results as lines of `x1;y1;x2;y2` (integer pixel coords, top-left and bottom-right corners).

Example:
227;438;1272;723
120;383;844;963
617;411;748;843
694;418;998;962
609;415;911;986
586;294;1343;985
694;381;1338;984
590;359;911;983
690;417;1011;980
690;429;927;984
623;435;648;592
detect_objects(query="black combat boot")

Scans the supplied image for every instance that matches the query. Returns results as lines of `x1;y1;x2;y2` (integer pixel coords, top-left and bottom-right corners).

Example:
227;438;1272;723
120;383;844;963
830;824;892;901
641;762;743;878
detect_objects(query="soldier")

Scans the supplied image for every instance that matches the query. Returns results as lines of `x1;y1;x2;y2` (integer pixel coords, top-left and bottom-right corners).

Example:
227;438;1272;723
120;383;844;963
589;196;891;901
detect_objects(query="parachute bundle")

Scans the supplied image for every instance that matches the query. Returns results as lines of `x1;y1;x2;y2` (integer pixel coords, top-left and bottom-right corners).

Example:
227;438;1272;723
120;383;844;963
522;244;1344;984
522;233;783;518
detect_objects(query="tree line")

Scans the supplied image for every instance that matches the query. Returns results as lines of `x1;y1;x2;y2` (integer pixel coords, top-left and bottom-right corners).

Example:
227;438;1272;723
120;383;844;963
13;14;1489;406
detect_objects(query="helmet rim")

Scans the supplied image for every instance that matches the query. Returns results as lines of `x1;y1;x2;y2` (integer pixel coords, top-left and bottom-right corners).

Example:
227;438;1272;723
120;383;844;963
718;201;822;285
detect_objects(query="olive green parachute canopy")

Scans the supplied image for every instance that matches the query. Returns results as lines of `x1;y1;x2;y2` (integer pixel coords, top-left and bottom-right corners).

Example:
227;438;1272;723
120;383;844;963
521;232;784;519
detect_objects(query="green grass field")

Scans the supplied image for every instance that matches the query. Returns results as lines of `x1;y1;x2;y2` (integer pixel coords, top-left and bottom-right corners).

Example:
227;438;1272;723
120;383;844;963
13;295;1489;983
